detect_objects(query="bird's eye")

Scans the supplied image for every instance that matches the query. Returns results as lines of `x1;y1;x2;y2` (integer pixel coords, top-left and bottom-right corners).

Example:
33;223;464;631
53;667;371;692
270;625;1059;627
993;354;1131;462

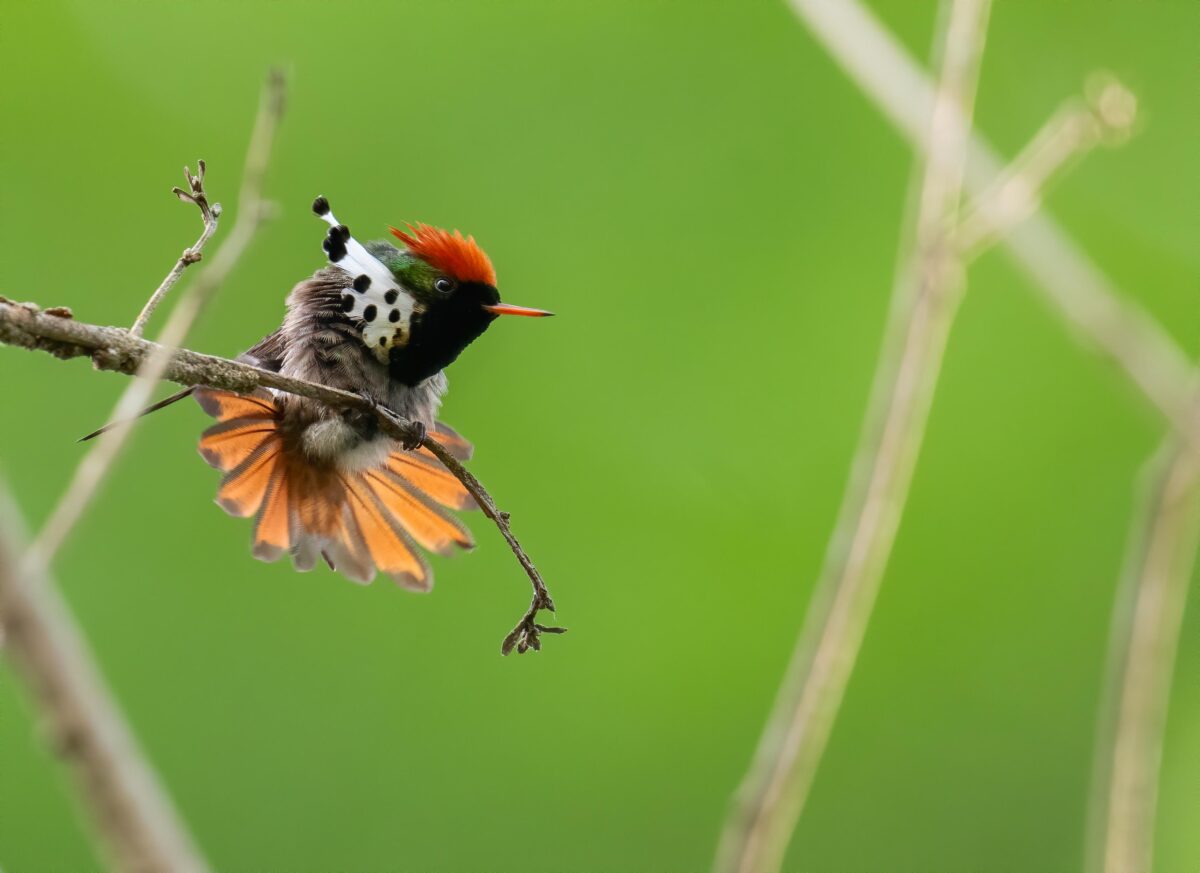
434;277;455;294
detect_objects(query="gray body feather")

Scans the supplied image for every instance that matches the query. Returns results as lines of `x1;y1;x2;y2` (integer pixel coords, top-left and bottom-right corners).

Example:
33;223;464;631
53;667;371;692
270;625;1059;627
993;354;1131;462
244;266;446;471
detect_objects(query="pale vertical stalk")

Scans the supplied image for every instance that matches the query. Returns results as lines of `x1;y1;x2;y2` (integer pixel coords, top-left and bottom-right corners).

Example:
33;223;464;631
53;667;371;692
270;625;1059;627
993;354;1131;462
713;2;990;871
1085;423;1200;873
777;1;1200;867
25;71;285;573
0;484;209;873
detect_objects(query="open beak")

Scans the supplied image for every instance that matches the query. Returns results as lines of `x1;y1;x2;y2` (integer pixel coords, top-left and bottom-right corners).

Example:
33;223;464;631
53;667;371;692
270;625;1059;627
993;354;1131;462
483;303;555;318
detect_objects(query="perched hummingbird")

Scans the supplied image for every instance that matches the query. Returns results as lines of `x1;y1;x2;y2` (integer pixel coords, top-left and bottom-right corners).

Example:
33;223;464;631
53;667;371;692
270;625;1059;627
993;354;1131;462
87;197;551;589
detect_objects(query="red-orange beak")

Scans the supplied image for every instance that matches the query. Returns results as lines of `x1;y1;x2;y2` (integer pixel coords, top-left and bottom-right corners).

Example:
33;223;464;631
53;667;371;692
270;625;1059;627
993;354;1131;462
483;303;555;318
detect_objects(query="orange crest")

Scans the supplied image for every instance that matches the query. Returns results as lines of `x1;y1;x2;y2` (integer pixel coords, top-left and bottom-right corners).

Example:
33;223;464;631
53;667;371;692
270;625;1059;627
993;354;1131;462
389;223;496;286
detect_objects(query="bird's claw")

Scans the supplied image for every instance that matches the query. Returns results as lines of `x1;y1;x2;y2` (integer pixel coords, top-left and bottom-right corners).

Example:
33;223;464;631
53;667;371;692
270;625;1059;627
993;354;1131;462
402;419;426;451
365;398;424;450
341;391;381;439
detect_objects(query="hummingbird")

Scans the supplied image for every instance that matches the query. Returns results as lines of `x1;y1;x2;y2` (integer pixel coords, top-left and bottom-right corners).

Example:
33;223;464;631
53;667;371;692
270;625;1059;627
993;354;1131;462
86;197;551;590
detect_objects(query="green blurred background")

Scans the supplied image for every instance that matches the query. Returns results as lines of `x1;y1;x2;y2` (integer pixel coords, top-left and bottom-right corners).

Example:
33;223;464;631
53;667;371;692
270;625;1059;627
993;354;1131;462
1;1;1197;870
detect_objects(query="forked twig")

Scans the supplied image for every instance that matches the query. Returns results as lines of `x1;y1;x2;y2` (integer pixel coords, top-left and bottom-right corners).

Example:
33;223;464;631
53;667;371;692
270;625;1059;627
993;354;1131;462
0;298;563;653
24;70;286;575
130;161;222;338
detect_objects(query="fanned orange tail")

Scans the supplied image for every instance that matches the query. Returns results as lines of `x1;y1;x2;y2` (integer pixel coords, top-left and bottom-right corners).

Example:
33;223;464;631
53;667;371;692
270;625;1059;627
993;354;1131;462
195;388;475;590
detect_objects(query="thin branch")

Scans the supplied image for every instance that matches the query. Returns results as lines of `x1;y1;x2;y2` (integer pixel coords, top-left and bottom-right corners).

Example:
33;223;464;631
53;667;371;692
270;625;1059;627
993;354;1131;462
0;298;563;652
25;70;286;574
714;2;990;871
1084;417;1200;873
411;432;564;654
129;161;222;338
785;0;1198;434
0;483;209;873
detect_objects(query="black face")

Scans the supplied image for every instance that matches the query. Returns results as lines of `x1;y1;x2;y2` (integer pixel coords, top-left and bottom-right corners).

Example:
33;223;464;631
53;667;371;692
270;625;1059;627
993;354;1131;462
388;281;501;386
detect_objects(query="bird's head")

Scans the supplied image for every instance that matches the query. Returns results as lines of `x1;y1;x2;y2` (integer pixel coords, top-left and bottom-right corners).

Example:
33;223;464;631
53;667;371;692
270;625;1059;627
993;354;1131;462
383;223;552;384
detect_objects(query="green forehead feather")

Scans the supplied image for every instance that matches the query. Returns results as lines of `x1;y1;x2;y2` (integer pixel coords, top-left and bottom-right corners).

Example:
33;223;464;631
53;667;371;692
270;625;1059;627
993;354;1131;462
364;241;438;297
390;255;438;289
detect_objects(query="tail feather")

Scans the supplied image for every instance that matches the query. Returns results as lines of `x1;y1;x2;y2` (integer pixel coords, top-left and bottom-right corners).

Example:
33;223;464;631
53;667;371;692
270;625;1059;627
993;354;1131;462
385;450;477;511
195;389;276;421
252;466;291;562
195;388;475;589
322;515;374;585
291;523;321;572
343;475;432;589
216;438;283;517
198;418;278;470
363;468;474;555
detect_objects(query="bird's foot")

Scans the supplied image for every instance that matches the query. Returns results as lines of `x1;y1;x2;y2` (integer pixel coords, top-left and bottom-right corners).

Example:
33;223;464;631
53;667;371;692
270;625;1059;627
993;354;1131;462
401;419;426;451
340;390;381;440
357;393;424;450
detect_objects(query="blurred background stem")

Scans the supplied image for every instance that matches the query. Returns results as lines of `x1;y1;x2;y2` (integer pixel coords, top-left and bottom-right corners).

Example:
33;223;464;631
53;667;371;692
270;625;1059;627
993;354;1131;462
714;2;991;870
0;484;208;873
1086;414;1200;873
786;0;1195;429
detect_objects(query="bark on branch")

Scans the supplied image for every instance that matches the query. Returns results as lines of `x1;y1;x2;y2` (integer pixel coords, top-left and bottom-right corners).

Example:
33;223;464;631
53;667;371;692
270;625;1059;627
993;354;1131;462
0;297;564;653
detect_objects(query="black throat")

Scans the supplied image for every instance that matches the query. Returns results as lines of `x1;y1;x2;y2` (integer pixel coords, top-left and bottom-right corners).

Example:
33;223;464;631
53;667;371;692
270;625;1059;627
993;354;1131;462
388;281;500;386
